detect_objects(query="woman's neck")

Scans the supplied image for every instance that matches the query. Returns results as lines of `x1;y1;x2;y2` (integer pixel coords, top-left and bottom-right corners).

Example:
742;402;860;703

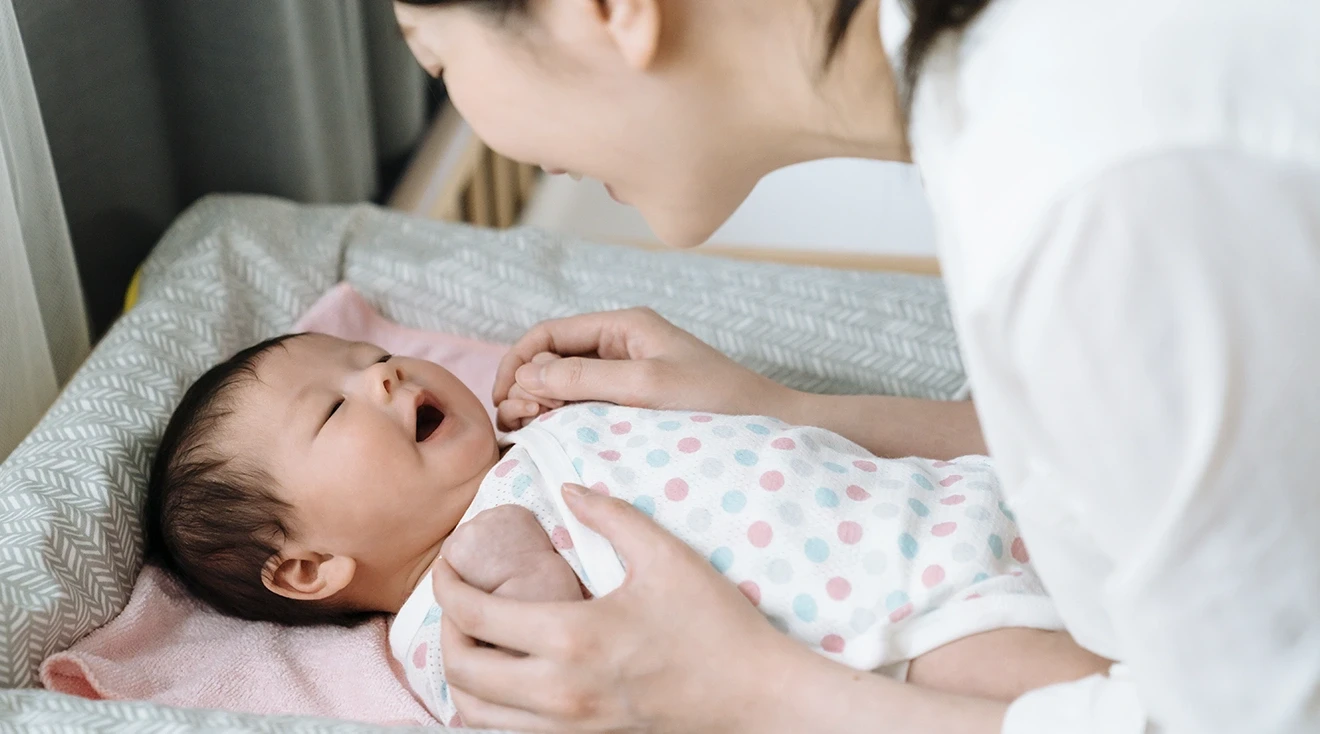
741;0;911;167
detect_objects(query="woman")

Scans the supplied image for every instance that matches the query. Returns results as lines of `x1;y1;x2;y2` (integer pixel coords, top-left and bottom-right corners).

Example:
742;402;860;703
393;0;1320;731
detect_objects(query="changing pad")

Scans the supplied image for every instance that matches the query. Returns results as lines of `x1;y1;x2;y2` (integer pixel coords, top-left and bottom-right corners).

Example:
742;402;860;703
0;194;965;732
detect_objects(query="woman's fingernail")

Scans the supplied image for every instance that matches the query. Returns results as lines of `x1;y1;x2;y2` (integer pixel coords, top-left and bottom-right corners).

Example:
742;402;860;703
517;364;545;390
563;483;590;498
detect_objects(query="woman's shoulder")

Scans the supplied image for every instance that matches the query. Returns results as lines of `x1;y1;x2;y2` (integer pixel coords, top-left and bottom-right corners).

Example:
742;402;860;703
911;0;1320;282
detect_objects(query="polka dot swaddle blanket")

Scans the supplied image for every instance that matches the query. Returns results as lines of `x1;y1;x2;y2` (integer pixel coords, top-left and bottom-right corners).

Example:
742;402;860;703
390;404;1061;722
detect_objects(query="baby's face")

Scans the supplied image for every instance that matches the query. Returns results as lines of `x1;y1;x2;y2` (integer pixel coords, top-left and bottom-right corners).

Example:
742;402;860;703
232;334;499;575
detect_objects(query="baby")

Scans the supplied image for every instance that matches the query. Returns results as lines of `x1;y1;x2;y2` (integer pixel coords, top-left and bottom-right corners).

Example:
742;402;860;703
146;333;1108;725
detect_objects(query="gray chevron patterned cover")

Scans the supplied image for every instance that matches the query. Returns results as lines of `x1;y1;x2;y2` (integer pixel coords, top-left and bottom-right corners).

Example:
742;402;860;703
0;194;965;732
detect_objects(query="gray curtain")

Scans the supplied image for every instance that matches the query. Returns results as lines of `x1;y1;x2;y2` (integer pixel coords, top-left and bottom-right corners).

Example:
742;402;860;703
13;0;431;335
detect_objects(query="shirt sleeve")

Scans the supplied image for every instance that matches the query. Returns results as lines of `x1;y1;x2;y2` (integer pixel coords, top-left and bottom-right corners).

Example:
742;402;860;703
987;149;1320;734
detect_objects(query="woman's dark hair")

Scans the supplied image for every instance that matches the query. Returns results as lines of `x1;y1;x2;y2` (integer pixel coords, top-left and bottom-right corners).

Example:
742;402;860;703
144;333;373;628
396;0;992;83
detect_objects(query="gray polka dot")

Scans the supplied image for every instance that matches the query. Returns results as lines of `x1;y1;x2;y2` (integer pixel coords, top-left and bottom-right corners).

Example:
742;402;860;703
952;542;977;563
767;558;794;584
627;434;649;448
701;458;725;479
873;502;900;519
863;550;888;575
557;411;578;425
791;458;815;477
687;508;712;533
799;434;818;452
713;425;736;439
850;608;878;634
612;467;637;484
876;479;905;490
778;502;805;526
968;481;995;491
965;506;991;521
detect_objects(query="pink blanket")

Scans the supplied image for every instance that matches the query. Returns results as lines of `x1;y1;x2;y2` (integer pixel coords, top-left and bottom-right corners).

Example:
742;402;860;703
40;283;509;725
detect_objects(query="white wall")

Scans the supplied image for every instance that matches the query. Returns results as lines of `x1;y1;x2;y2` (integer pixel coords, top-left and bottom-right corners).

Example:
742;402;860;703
521;158;937;256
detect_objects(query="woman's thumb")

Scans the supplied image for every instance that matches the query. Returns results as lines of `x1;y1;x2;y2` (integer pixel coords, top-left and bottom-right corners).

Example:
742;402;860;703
517;357;659;406
561;483;668;570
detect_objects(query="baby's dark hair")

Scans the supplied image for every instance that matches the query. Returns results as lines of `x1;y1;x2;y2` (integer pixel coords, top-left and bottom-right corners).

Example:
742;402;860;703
144;333;372;627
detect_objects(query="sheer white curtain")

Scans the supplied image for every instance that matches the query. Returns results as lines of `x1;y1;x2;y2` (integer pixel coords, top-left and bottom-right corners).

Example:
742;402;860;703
1;0;90;460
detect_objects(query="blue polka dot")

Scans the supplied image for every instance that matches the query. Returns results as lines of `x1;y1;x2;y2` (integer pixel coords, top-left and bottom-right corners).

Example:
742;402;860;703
911;473;935;491
988;534;1004;559
423;605;441;624
884;590;910;611
746;423;771;435
658;420;681;431
998;501;1017;521
823;462;847;474
511;474;533;497
633;496;656;517
972;572;990;584
572;457;585;475
577;427;599;444
439;680;450;702
815;487;840;508
588;405;609;416
804;538;831;563
899;533;919;559
647;449;671;467
735;450;759;466
908;498;930;517
792;594;818;622
722;490;747;513
710;547;734;573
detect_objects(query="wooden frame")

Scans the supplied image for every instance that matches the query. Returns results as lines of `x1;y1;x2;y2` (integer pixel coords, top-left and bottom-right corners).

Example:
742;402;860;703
389;105;941;276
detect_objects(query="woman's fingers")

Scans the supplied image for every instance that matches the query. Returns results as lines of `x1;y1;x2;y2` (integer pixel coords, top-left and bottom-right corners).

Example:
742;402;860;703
440;620;575;725
432;558;584;655
560;483;684;575
492;308;672;404
515;356;670;407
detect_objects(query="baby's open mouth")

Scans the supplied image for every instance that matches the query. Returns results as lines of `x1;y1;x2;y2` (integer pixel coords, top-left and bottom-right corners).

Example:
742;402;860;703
415;400;445;442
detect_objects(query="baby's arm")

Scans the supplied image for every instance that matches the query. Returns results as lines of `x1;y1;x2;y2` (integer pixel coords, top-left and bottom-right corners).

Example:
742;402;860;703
439;504;583;603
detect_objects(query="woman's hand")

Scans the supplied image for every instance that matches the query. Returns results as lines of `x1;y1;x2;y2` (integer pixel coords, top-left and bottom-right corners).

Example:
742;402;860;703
432;483;807;733
492;307;792;430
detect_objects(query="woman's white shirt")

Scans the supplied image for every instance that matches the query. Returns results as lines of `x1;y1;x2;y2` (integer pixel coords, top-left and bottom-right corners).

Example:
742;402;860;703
882;0;1320;731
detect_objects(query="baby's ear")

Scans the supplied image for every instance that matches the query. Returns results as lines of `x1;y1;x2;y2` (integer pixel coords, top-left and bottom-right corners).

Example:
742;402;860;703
262;549;356;601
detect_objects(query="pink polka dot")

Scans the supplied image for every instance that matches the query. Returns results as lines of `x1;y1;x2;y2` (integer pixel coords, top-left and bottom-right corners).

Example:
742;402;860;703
826;577;852;600
939;474;964;487
748;521;774;548
738;580;762;606
590;481;611;497
412;641;427;669
771;437;797;450
939;494;966;506
448;714;463;728
610;421;632;435
853;460;878;473
932;460;953;468
845;485;871;502
965;593;983;600
678;437;702;453
665;478;689;501
494;459;518;477
931;522;958;537
1011;570;1024;577
922;565;946;588
888;603;914;623
821;634;846;654
837;521;863;544
760;471;785;491
1011;537;1031;563
598;450;621;462
691;414;713;423
551;526;574;550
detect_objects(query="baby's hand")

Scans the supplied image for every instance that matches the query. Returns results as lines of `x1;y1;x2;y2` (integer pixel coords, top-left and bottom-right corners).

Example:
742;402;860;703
438;504;582;603
495;352;564;431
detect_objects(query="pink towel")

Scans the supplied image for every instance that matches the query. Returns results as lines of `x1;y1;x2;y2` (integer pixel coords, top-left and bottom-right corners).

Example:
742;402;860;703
40;284;510;725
